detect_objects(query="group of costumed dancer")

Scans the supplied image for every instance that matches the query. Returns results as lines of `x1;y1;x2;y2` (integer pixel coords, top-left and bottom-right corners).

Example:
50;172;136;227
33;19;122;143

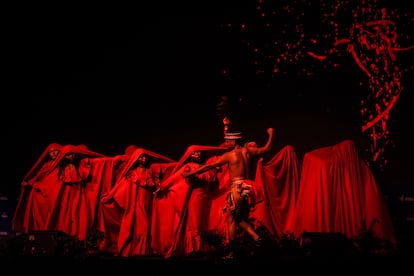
11;121;398;260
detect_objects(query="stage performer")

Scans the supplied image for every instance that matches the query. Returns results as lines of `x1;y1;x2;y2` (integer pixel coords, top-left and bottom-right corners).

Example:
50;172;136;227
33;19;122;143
182;128;275;260
12;142;62;232
154;145;227;258
100;148;176;256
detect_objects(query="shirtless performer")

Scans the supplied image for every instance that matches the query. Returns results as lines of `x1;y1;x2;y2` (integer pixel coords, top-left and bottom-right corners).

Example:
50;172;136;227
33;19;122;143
182;128;275;260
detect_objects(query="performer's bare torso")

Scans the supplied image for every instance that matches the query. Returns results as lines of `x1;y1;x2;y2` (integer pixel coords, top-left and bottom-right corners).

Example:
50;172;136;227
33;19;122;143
225;148;251;182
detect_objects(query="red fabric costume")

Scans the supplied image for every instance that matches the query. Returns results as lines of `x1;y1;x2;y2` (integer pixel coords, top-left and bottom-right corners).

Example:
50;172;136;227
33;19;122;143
43;144;105;240
100;148;176;256
12;143;63;233
154;145;228;258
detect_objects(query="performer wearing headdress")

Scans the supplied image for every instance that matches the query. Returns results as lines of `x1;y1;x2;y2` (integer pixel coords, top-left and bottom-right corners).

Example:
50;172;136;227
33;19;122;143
182;128;275;260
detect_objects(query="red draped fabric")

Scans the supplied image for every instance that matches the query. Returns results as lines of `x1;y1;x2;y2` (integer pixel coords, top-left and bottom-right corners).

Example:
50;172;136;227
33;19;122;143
85;155;128;234
13;139;398;256
251;145;301;238
153;145;228;258
44;144;105;240
163;162;217;258
285;140;397;250
150;183;177;255
12;143;63;233
100;148;176;256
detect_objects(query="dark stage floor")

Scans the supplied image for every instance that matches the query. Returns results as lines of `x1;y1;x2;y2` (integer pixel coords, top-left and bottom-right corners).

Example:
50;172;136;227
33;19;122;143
1;232;413;275
0;253;413;275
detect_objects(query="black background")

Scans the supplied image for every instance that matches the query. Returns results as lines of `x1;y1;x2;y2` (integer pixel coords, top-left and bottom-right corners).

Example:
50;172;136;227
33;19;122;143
3;1;413;198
